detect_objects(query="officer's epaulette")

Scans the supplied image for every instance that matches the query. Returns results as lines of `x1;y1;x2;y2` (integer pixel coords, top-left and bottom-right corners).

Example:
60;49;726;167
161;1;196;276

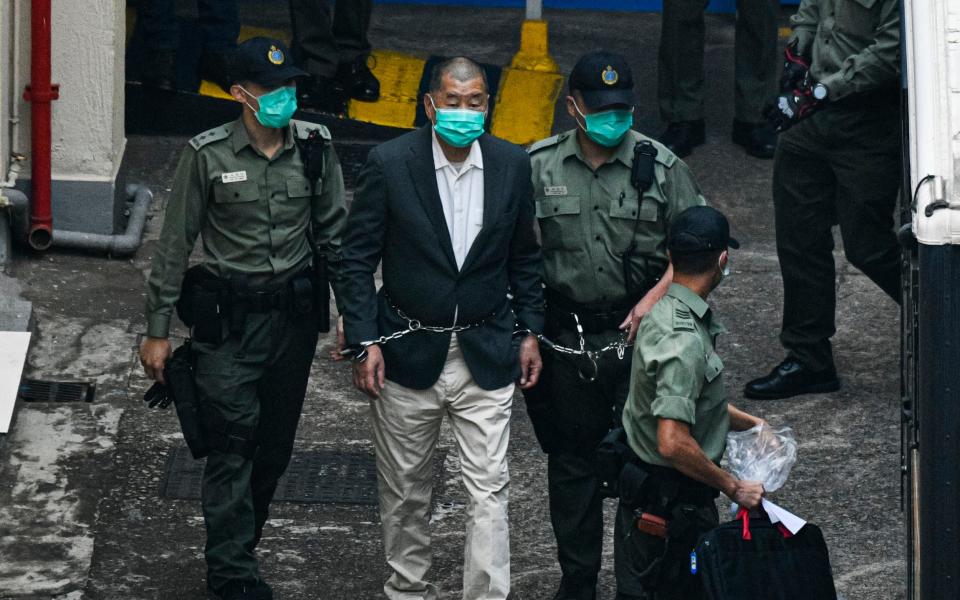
188;123;232;150
673;304;696;332
291;119;332;141
527;132;568;154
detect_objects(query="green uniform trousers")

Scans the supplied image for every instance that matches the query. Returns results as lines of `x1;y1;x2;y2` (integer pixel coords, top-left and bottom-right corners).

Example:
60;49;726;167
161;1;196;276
193;308;319;590
658;0;779;123
773;100;902;372
530;321;632;599
614;501;719;600
289;0;373;78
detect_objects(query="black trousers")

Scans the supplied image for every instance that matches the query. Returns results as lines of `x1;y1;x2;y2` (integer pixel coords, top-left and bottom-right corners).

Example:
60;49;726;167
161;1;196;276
289;0;373;78
773;101;902;372
527;322;633;598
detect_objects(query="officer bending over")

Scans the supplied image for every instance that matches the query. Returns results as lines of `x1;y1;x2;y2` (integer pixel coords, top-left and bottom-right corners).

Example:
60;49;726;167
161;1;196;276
617;206;764;600
139;37;346;600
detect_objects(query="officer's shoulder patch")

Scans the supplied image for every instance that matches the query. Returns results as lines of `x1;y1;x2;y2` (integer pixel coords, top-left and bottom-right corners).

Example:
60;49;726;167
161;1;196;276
188;124;231;150
292;119;332;141
527;133;563;154
673;305;696;332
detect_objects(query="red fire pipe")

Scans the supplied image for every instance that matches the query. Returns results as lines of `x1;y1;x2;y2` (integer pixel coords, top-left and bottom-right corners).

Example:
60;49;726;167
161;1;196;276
23;0;59;251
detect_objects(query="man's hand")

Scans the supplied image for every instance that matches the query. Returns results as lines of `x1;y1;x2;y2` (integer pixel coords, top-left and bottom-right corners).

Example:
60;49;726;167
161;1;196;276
518;335;542;390
728;480;765;510
140;337;172;384
620;295;659;344
352;344;385;399
330;316;346;361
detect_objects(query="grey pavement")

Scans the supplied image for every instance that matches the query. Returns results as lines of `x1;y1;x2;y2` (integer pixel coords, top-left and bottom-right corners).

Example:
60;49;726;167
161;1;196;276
0;5;903;600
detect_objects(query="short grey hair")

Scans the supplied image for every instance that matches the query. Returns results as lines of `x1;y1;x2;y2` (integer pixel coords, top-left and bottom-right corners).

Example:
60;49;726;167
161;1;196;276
428;57;489;94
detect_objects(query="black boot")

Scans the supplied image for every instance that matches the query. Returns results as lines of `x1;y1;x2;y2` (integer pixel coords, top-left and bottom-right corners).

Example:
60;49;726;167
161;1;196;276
297;75;348;114
659;120;705;159
744;358;840;400
732;119;777;159
199;50;235;92
552;580;597;600
336;54;380;102
208;580;258;600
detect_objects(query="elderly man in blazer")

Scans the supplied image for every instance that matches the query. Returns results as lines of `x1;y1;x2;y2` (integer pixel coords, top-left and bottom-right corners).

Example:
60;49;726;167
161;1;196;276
339;57;545;600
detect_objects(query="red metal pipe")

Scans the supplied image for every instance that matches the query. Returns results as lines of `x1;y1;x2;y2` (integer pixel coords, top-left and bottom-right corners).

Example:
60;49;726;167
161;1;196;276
23;0;58;251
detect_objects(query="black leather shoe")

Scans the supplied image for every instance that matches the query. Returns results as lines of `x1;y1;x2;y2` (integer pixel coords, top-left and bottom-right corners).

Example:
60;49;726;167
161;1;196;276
297;75;347;114
732;119;777;159
199;50;234;92
208;581;258;600
552;581;596;600
744;358;840;400
336;54;381;102
139;49;177;91
659;120;705;158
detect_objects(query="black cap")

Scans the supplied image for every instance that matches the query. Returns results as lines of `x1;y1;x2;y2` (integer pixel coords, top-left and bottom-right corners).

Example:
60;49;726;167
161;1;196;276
668;206;741;254
230;37;308;87
569;50;635;109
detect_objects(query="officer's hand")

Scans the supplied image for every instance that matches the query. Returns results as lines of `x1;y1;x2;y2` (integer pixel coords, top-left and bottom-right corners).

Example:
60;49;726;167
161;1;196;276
330;316;346;361
353;344;385;399
779;40;810;94
620;296;657;344
729;480;765;510
518;335;542;390
140;337;172;385
766;89;820;132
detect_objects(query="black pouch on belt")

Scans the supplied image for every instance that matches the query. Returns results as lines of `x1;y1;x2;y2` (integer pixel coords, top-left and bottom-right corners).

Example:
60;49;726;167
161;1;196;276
176;265;226;344
291;275;314;315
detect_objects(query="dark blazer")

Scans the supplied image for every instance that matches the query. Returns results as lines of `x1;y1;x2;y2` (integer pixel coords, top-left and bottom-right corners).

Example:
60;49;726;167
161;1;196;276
340;126;545;390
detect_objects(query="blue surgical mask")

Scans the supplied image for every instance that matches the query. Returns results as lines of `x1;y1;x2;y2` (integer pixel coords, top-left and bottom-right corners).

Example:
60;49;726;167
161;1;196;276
429;95;486;148
240;85;298;129
573;100;634;147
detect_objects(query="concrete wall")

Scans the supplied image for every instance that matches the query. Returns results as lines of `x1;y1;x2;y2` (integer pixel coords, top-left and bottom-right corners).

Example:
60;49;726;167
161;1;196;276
5;0;127;236
949;0;960;200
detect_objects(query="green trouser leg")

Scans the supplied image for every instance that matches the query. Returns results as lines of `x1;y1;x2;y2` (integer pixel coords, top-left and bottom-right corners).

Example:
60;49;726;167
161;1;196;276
538;325;632;597
733;0;779;123
613;501;718;600
658;0;710;123
194;308;319;591
289;0;373;78
659;0;777;123
773;105;902;372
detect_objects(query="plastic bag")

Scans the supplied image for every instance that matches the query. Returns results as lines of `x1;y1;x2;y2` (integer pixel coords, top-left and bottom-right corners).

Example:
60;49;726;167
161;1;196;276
726;422;797;493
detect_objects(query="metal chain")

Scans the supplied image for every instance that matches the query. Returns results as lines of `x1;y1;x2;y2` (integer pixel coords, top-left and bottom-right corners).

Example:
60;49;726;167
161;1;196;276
359;307;486;348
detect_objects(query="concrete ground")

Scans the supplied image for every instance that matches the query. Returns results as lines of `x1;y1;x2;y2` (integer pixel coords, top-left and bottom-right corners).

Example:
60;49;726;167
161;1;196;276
0;4;903;600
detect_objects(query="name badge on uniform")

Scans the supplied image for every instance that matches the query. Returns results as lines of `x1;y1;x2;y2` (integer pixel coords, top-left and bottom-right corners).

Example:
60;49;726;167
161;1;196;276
221;171;248;184
544;185;568;196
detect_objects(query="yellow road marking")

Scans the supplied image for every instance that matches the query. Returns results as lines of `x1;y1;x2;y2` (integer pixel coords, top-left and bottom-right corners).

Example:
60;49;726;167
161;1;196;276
348;50;427;130
490;67;564;146
779;26;792;39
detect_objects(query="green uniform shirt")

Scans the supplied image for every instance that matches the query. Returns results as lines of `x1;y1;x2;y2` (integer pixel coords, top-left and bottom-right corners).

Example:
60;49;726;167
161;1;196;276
790;0;899;102
622;284;730;468
528;129;706;309
145;118;347;339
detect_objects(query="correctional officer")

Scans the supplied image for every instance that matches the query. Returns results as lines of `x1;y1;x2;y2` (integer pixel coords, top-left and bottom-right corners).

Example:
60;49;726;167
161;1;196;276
139;37;346;600
746;0;901;399
657;0;779;158
526;50;706;600
617;206;765;600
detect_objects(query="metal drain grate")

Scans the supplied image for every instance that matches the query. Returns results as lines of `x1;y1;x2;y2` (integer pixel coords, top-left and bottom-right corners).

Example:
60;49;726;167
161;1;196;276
161;446;380;505
18;379;96;403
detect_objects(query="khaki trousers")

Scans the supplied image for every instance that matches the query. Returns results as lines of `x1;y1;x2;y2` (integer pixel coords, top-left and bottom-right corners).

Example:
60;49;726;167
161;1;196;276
370;335;515;600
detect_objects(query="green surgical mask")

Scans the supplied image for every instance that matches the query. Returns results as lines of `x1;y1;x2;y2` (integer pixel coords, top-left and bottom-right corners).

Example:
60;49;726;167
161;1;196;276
241;85;298;129
429;95;486;148
573;100;634;147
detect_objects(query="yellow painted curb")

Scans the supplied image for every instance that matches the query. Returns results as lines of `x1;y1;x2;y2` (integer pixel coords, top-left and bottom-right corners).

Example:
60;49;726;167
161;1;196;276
348;50;427;130
778;26;792;39
509;20;559;74
490;67;564;146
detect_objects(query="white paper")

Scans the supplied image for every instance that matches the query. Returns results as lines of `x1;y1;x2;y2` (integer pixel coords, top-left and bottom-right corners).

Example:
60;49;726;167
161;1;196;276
761;498;807;535
0;332;31;434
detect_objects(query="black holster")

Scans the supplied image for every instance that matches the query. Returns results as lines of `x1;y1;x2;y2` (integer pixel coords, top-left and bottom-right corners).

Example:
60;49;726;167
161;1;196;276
597;426;639;499
162;342;211;459
176;265;229;344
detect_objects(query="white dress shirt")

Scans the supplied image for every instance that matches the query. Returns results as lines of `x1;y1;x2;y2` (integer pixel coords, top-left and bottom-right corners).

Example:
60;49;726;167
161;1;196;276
431;130;485;270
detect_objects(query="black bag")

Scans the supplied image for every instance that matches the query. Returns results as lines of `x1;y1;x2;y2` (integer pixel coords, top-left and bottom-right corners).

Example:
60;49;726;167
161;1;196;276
695;511;838;600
